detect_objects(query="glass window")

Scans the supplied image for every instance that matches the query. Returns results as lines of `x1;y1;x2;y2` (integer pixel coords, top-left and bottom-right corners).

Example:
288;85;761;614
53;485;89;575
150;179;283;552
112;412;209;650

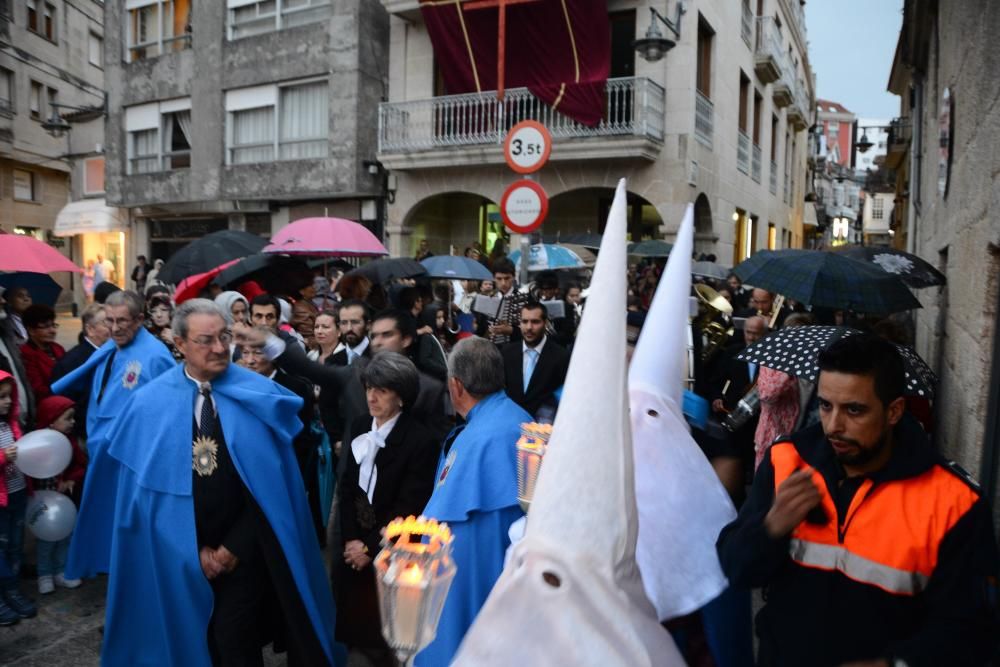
43;2;55;40
84;157;106;195
228;0;330;40
232;106;275;164
125;99;193;174
29;81;42;119
163;110;192;169
279;81;327;159
89;32;103;67
0;68;12;114
131;129;159;174
26;0;37;31
13;169;35;201
127;0;191;63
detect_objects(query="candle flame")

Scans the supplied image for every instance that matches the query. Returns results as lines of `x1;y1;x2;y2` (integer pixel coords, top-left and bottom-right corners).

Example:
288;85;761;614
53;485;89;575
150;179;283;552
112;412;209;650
399;563;424;586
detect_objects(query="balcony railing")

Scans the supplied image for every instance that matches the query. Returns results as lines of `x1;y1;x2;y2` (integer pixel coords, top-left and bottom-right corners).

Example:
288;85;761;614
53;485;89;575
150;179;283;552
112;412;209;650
769;160;778;194
887;117;912;147
695;90;713;148
737;130;751;175
754;16;783;84
752;144;762;183
378;77;665;153
741;1;754;48
783;170;791;205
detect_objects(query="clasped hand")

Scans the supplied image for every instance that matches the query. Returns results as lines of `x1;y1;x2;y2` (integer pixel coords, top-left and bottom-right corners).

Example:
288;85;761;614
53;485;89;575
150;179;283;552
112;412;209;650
199;545;239;580
343;540;372;571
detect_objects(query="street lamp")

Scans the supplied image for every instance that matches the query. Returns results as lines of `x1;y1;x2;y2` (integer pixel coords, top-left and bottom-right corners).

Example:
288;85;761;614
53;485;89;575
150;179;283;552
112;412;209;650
633;2;687;62
856;131;874;154
41;95;107;138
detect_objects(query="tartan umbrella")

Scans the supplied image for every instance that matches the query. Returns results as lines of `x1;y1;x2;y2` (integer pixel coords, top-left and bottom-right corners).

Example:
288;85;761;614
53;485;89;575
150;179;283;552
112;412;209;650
732;249;921;314
736;325;936;398
628;240;673;258
832;246;946;289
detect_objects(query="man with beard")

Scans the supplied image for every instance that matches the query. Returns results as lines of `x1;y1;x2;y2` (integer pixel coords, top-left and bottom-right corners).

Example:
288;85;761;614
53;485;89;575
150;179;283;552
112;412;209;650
717;334;999;667
330;300;371;366
501;301;569;423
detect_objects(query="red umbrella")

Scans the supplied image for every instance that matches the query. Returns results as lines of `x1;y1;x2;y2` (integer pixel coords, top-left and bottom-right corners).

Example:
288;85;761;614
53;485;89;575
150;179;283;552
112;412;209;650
262;217;388;257
0;234;81;273
173;259;240;304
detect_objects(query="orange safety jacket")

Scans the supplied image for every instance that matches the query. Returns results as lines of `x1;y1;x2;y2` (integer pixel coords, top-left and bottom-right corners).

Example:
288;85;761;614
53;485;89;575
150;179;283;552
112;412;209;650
770;439;979;597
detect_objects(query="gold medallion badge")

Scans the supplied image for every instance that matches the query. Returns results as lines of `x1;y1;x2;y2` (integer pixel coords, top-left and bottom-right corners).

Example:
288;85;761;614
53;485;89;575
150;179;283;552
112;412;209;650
192;435;219;477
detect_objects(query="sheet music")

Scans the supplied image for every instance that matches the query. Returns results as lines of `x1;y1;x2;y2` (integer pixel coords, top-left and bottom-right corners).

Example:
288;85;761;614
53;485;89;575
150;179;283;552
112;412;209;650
473;294;503;319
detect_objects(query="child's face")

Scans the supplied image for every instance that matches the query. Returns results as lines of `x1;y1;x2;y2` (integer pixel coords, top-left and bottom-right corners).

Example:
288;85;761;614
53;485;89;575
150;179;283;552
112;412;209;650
0;382;12;417
51;407;75;435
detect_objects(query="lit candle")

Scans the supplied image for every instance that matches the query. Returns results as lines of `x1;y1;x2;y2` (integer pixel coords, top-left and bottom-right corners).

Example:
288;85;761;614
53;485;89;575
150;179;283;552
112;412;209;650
393;562;425;648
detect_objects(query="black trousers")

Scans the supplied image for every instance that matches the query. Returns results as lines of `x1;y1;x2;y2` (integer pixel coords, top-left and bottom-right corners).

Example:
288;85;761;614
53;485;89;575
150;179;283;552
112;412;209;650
207;562;265;667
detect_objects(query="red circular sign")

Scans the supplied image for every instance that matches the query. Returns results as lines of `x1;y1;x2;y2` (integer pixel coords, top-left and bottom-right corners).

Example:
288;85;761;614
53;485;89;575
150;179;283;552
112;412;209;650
500;180;549;234
504;120;552;174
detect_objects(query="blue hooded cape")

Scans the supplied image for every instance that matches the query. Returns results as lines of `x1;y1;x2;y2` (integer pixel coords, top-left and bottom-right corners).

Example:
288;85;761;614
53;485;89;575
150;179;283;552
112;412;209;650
51;327;176;579
416;391;528;667
101;363;339;666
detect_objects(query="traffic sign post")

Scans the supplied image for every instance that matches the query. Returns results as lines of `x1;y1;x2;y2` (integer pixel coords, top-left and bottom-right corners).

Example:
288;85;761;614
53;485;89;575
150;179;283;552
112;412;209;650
504;120;552;174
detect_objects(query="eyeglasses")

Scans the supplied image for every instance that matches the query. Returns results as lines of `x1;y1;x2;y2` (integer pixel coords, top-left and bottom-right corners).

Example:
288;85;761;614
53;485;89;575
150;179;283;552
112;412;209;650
187;331;234;347
108;317;136;328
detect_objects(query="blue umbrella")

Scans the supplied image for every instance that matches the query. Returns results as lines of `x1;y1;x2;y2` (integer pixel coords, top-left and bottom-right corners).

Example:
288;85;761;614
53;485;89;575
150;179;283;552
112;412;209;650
421;255;493;280
509;244;586;271
0;272;62;307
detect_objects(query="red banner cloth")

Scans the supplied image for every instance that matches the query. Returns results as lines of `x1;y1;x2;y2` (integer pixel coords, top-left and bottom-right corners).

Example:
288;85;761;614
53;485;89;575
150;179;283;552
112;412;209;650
419;0;611;126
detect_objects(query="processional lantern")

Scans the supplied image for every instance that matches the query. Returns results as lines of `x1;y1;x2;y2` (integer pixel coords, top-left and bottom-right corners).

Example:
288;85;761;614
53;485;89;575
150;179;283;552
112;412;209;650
376;515;457;666
516;422;553;513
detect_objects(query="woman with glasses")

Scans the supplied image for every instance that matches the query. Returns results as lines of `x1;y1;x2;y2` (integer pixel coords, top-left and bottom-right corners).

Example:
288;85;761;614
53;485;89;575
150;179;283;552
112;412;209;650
19;304;65;400
145;294;184;362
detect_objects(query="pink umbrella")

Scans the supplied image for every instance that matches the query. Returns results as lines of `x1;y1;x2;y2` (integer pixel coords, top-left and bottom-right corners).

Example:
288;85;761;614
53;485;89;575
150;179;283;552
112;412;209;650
262;217;388;257
0;234;82;273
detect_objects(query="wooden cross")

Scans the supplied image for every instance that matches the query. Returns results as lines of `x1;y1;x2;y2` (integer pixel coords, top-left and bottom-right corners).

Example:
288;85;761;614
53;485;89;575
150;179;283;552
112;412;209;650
461;0;541;100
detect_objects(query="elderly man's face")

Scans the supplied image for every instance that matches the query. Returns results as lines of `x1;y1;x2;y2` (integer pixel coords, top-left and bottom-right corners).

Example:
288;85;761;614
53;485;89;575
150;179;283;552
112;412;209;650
743;318;766;346
175;313;231;381
107;304;143;348
86;309;111;347
241;345;274;376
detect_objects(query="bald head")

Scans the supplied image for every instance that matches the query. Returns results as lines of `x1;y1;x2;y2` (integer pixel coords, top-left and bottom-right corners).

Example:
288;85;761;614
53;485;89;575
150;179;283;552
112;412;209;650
744;315;767;346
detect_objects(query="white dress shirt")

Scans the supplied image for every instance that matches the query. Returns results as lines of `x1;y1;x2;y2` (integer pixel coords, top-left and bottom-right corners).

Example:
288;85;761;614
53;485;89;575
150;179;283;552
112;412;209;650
351;413;401;503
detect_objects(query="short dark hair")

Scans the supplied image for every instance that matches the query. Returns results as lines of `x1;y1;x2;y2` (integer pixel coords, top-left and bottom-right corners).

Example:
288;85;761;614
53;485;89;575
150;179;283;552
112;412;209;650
250;293;281;315
396;286;422;312
817;333;905;407
339;299;371;322
373;308;417;344
534;270;559;290
521;300;548;322
492;258;516;277
23;304;56;329
361;351;420;409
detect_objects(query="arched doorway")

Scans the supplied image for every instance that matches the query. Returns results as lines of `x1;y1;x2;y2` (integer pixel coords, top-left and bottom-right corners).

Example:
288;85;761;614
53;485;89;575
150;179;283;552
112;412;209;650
546;187;664;241
693;193;716;257
404;192;505;258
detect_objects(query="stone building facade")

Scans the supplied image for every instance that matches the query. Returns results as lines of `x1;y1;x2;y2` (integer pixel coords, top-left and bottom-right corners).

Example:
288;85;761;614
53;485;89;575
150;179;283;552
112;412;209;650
887;0;1000;517
377;0;814;266
102;0;389;264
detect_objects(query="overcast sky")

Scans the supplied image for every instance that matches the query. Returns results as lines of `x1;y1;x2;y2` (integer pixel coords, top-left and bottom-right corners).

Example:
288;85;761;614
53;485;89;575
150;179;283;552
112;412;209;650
805;0;904;118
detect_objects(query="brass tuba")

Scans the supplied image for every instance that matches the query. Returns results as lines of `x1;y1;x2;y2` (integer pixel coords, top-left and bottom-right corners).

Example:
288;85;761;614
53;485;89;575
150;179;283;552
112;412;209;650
694;284;734;363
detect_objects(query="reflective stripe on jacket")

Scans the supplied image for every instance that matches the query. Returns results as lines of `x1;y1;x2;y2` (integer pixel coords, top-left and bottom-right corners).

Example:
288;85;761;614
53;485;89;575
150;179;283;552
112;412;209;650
770;440;978;596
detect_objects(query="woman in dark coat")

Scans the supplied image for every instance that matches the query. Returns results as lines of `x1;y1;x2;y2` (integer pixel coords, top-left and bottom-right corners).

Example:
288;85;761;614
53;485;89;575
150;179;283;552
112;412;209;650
336;351;440;665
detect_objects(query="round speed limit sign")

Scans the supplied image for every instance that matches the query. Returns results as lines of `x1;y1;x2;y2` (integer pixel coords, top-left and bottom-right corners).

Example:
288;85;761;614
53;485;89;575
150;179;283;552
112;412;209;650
504;120;552;174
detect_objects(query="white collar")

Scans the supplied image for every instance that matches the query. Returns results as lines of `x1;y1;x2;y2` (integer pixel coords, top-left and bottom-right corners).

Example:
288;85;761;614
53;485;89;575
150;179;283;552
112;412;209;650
85;337;101;350
183;366;211;391
523;336;547;356
267;369;278;380
371;411;402;438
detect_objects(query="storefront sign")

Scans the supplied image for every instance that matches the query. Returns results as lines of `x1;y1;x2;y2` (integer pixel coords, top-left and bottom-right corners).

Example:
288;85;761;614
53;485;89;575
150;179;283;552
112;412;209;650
504;120;552;174
500;180;548;234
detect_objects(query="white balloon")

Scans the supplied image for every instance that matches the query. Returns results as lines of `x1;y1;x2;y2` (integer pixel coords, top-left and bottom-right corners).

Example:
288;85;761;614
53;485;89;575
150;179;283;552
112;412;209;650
14;429;72;479
26;490;77;542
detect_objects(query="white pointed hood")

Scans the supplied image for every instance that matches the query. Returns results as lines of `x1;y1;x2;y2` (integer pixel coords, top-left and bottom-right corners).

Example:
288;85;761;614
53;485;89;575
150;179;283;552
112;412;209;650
453;180;684;666
628;203;737;620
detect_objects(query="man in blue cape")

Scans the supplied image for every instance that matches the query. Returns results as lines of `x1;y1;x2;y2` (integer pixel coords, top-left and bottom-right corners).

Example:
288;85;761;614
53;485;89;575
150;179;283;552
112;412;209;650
51;290;175;579
101;299;339;666
416;336;529;666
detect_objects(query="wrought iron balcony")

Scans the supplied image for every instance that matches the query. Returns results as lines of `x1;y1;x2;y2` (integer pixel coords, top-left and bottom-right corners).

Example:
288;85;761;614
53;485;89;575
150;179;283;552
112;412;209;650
377;77;665;166
737;130;751;175
752;144;762;183
695;90;714;148
754;17;783;84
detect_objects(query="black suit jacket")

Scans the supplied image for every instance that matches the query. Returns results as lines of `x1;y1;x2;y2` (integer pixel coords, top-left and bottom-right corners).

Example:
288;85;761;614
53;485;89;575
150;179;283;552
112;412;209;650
339;412;440;556
51;340;98;438
330;344;371;368
502;337;570;420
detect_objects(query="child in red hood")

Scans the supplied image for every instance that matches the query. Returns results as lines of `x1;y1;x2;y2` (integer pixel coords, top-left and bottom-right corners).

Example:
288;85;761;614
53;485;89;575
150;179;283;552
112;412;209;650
32;395;86;595
0;371;37;624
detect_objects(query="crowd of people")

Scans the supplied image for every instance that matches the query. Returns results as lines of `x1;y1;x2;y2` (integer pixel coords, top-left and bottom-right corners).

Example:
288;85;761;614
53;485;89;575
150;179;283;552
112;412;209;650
0;232;996;667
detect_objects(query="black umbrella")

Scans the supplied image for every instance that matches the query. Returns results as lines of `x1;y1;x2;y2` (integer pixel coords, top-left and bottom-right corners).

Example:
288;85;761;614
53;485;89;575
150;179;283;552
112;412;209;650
733;249;921;314
541;232;604;249
628;240;673;258
157;230;268;285
736;325;936;398
213;254;311;293
832;246;946;289
345;257;427;284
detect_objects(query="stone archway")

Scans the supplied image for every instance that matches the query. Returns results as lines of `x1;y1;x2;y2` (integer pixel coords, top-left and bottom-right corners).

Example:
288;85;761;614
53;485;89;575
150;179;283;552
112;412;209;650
545;187;665;241
402;191;503;258
693;193;717;257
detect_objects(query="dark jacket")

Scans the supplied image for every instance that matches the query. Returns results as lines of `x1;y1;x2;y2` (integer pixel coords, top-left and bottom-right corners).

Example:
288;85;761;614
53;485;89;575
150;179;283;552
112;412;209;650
336;411;439;646
50;340;99;440
717;415;999;667
0;320;34;429
501;337;569;420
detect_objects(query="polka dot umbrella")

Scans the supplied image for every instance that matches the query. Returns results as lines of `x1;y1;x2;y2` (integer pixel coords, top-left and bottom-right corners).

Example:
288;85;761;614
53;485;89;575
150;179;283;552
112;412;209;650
736;325;936;398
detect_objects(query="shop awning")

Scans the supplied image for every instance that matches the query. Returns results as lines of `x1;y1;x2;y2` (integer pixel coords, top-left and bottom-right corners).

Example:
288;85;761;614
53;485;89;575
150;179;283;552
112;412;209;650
803;202;818;227
53;199;128;237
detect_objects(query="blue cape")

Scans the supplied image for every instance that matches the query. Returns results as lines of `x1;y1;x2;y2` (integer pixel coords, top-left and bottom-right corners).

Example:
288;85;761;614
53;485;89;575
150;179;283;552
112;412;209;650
417;392;528;666
101;363;339;666
51;327;176;578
